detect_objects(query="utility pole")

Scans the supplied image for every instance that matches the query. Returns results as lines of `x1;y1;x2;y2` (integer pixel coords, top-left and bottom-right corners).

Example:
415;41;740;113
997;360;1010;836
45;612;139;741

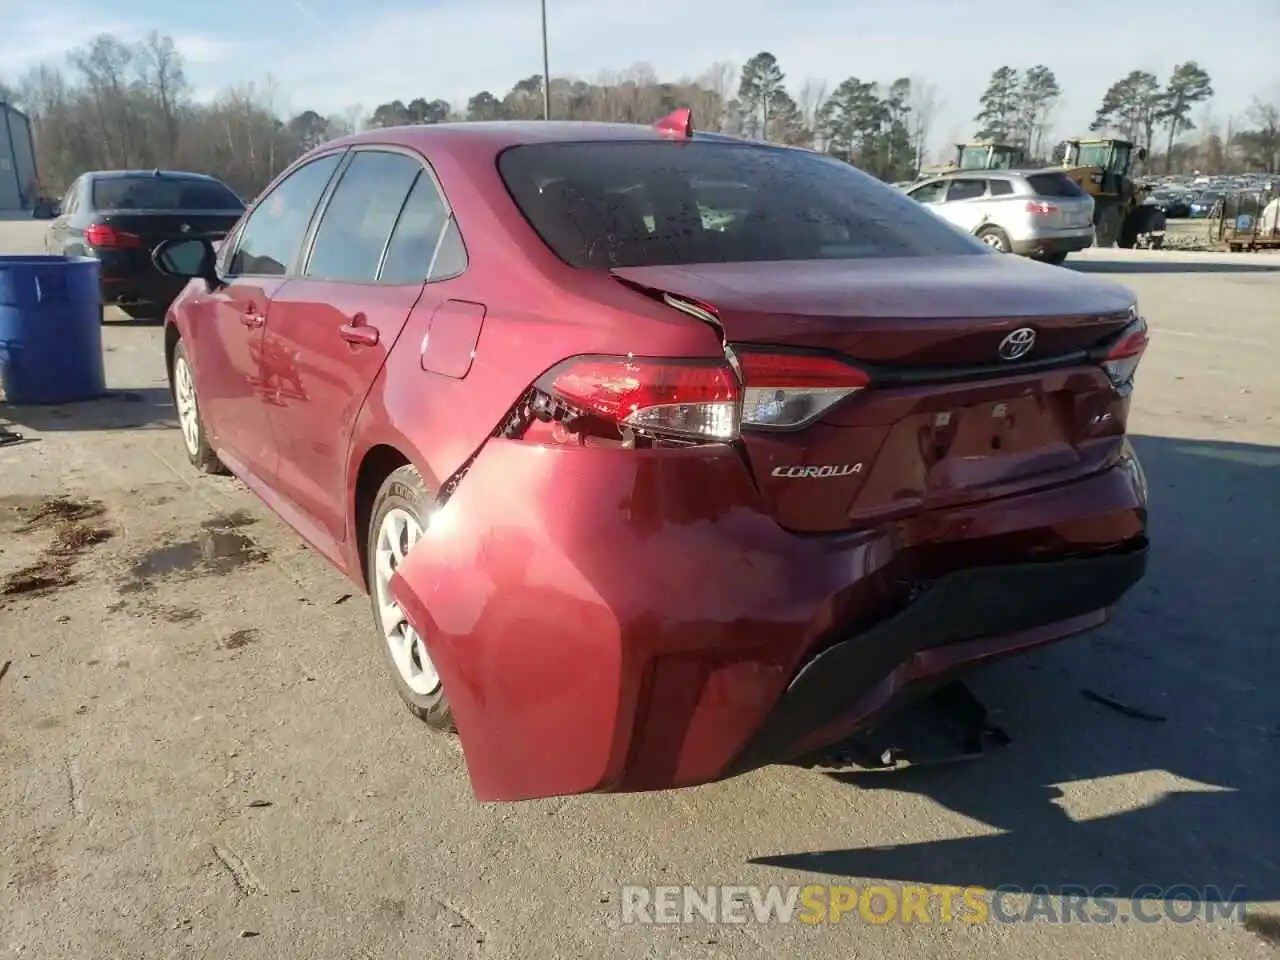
540;0;551;120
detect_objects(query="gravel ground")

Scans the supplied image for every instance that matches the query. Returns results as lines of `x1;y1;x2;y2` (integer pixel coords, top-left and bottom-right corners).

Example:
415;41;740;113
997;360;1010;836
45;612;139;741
2;220;1279;959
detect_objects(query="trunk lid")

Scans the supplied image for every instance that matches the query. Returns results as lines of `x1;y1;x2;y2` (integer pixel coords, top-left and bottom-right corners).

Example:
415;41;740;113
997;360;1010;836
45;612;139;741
91;211;243;275
611;255;1139;534
95;210;243;246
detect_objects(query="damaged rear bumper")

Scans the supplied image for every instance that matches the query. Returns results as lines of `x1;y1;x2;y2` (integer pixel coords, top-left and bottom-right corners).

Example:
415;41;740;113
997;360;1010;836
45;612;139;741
390;438;1148;802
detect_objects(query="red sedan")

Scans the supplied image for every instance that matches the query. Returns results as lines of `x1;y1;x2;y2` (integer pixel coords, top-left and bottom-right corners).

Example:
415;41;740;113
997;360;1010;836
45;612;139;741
154;114;1149;802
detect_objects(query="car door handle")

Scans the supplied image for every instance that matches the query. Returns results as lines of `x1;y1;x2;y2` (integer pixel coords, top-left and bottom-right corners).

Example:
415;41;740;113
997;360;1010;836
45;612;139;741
241;311;265;328
339;316;379;347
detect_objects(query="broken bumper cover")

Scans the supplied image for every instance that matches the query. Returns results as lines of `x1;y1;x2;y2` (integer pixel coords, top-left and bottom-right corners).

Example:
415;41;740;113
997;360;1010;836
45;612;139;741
390;439;1148;802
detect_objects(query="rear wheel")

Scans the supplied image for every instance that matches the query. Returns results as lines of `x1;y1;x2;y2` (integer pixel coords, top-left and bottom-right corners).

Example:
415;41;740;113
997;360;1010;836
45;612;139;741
1041;251;1069;266
976;225;1011;253
367;465;454;731
170;341;225;474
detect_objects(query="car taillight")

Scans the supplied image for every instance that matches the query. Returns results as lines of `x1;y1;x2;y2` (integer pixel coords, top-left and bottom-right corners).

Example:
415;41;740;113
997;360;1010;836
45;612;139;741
85;224;142;248
1101;314;1149;388
733;347;870;430
1026;200;1059;216
535;356;740;442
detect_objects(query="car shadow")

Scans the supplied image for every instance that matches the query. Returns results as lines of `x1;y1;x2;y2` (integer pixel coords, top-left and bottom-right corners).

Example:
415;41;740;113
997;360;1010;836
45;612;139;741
754;434;1279;906
1069;259;1280;275
1;386;176;433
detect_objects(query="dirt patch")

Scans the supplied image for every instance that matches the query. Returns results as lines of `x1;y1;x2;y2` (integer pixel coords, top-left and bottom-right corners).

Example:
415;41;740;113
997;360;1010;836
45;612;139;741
223;628;260;650
201;510;258;530
0;497;114;599
49;524;114;555
2;558;75;596
16;495;106;530
160;606;202;624
119;513;268;595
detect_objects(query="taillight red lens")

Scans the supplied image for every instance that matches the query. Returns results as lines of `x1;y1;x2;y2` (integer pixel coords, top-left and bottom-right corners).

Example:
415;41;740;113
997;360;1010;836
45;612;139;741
1026;200;1058;216
538;356;740;441
1102;316;1149;387
85;224;142;248
733;348;870;430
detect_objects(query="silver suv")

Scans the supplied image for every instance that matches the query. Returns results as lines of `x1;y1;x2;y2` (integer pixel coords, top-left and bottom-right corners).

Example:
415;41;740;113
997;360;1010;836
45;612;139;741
904;170;1095;265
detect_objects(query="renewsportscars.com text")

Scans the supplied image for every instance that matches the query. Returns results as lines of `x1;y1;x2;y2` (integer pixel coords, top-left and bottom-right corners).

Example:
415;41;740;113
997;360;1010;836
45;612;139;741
620;884;1248;926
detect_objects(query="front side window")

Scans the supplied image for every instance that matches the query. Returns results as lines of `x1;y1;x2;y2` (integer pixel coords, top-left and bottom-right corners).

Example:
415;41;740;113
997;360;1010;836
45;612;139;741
305;151;424;283
499;142;984;269
1109;144;1132;175
908;180;947;204
1075;143;1111;169
229;153;343;277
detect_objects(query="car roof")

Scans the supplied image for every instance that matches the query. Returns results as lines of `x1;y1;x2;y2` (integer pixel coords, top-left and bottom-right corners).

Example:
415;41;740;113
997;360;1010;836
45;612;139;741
327;121;776;156
86;169;223;181
934;167;1064;179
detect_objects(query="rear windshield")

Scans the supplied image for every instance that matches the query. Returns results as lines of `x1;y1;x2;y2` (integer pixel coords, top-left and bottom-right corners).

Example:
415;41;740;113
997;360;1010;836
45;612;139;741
1025;173;1089;198
497;141;986;268
91;176;244;212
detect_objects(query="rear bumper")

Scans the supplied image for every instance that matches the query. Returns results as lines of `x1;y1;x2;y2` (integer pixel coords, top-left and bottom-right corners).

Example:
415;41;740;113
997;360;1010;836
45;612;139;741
1011;232;1096;258
729;542;1146;773
93;250;186;309
390;439;1148;802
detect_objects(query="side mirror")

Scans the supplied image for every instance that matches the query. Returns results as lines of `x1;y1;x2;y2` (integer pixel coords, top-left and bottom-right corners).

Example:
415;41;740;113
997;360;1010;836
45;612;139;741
153;237;218;285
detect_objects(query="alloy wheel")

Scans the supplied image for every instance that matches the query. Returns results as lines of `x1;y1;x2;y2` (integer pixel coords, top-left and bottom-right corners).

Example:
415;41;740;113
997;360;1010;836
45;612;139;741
372;507;439;695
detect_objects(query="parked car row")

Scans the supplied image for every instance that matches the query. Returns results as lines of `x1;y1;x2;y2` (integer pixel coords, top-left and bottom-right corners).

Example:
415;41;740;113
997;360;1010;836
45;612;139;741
49;117;1151;802
1140;172;1278;220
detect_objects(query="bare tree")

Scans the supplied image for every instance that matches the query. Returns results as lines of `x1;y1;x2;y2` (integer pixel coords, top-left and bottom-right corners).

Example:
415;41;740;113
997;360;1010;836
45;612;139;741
908;78;942;170
797;78;828;147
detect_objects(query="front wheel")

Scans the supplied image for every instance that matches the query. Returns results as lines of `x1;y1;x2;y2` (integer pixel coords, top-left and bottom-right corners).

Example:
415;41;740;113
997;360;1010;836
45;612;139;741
976;225;1012;253
367;464;454;731
170;341;225;474
1041;251;1069;266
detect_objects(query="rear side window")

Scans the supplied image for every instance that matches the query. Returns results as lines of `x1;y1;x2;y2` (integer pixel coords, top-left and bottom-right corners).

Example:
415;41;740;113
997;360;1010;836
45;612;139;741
498;141;984;268
379;172;452;284
92;176;243;211
1026;173;1088;198
987;179;1014;196
306;151;423;283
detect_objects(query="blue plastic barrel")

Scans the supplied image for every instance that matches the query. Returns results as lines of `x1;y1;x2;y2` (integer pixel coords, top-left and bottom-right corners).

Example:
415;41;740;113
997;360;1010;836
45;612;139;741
0;255;105;405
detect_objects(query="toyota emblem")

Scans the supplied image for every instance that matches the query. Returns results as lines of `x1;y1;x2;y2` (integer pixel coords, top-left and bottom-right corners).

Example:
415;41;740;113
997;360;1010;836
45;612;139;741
998;327;1036;361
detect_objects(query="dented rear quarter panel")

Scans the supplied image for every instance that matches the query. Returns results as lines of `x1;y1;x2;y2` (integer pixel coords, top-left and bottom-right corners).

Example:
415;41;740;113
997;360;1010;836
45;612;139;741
341;134;727;577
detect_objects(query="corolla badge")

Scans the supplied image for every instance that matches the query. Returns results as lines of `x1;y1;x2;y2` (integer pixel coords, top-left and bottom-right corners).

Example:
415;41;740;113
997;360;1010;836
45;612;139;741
998;327;1036;361
771;463;863;479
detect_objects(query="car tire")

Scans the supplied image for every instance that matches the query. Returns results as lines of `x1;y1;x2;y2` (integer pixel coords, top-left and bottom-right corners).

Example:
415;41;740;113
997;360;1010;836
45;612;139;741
367;464;455;731
169;340;225;475
1094;206;1122;248
1041;251;1069;265
975;225;1012;253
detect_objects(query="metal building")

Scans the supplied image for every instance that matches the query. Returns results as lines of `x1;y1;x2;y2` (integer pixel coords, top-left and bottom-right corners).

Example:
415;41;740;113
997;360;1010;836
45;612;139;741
0;102;38;214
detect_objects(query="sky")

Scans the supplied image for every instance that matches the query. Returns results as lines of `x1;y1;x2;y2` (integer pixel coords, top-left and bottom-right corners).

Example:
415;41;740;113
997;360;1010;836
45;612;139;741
1;0;1277;153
